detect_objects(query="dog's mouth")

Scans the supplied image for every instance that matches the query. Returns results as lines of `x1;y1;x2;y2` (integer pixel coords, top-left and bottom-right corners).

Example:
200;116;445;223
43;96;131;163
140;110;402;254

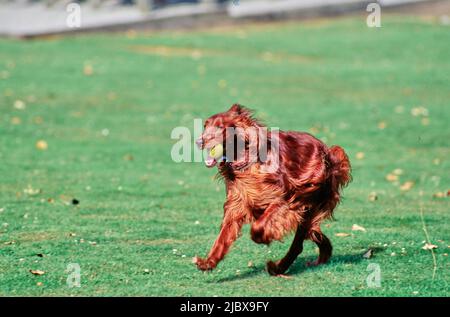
204;143;225;168
205;155;217;168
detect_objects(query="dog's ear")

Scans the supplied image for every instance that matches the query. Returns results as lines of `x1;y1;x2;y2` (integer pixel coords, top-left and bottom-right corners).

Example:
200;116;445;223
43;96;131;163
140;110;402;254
229;103;243;114
247;126;270;163
225;126;270;166
229;104;254;120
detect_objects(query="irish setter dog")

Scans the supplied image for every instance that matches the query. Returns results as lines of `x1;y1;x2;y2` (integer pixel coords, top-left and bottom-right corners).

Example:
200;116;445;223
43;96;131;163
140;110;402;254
194;104;351;275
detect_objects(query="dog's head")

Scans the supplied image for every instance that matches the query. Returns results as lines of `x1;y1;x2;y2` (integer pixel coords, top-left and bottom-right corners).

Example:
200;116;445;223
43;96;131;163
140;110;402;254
196;104;268;169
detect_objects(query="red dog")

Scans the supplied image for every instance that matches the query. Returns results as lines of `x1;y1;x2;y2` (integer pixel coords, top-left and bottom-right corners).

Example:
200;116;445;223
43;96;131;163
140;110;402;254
194;104;351;275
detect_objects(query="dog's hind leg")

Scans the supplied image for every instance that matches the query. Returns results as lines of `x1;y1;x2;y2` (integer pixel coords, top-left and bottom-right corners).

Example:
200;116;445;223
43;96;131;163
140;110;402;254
307;228;332;266
266;224;307;275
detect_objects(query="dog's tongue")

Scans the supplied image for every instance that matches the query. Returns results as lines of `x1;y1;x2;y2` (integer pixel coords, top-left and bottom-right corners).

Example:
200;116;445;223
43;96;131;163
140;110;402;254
205;155;217;168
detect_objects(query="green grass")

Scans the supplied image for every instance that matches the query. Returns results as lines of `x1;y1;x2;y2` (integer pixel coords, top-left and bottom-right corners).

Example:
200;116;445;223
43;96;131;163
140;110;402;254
0;15;449;296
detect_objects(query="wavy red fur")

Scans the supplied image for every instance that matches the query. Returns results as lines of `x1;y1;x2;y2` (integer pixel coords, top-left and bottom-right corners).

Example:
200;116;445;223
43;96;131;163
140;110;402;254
195;104;351;275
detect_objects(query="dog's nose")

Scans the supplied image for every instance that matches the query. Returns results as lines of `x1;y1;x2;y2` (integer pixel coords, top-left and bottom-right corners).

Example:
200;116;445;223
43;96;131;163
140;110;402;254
195;138;203;149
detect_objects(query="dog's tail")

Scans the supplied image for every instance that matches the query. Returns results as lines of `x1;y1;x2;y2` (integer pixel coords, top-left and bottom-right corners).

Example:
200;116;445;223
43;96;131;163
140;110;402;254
328;145;352;192
321;146;352;218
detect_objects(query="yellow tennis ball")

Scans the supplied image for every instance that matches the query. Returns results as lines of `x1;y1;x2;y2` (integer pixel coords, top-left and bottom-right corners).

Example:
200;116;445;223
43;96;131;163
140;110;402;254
209;144;223;159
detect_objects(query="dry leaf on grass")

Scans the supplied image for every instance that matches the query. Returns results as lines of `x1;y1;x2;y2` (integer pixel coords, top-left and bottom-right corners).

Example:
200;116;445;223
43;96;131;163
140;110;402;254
11;117;21;125
83;64;93;76
400;181;414;191
433;192;446;198
368;192;378;201
352;224;366;232
14;100;26;110
36;140;48;150
23;186;41;196
411;106;428;117
123;154;134;161
30;270;45;276
386;173;399;182
377;121;387;130
422;243;438;250
335;233;350;237
421;118;430;126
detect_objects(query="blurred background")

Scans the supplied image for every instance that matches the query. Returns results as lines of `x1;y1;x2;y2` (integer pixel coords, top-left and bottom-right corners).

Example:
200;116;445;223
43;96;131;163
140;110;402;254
1;0;449;38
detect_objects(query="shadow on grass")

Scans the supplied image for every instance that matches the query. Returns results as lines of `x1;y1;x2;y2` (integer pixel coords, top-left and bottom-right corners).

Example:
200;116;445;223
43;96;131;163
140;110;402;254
211;247;385;283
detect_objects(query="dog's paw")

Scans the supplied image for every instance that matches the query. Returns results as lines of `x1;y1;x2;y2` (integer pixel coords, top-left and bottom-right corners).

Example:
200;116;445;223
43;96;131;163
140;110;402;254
193;256;216;271
266;260;284;276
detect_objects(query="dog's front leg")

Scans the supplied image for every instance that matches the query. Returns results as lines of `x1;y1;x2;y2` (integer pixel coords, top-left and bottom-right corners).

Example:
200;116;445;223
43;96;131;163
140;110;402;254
195;209;245;271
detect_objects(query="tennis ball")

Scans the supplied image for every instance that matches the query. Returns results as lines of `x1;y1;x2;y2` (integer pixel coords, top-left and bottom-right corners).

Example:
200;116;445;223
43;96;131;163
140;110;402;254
209;144;223;159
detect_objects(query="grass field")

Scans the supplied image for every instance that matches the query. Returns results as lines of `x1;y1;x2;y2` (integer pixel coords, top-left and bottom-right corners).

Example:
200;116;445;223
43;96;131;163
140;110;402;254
0;14;449;296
